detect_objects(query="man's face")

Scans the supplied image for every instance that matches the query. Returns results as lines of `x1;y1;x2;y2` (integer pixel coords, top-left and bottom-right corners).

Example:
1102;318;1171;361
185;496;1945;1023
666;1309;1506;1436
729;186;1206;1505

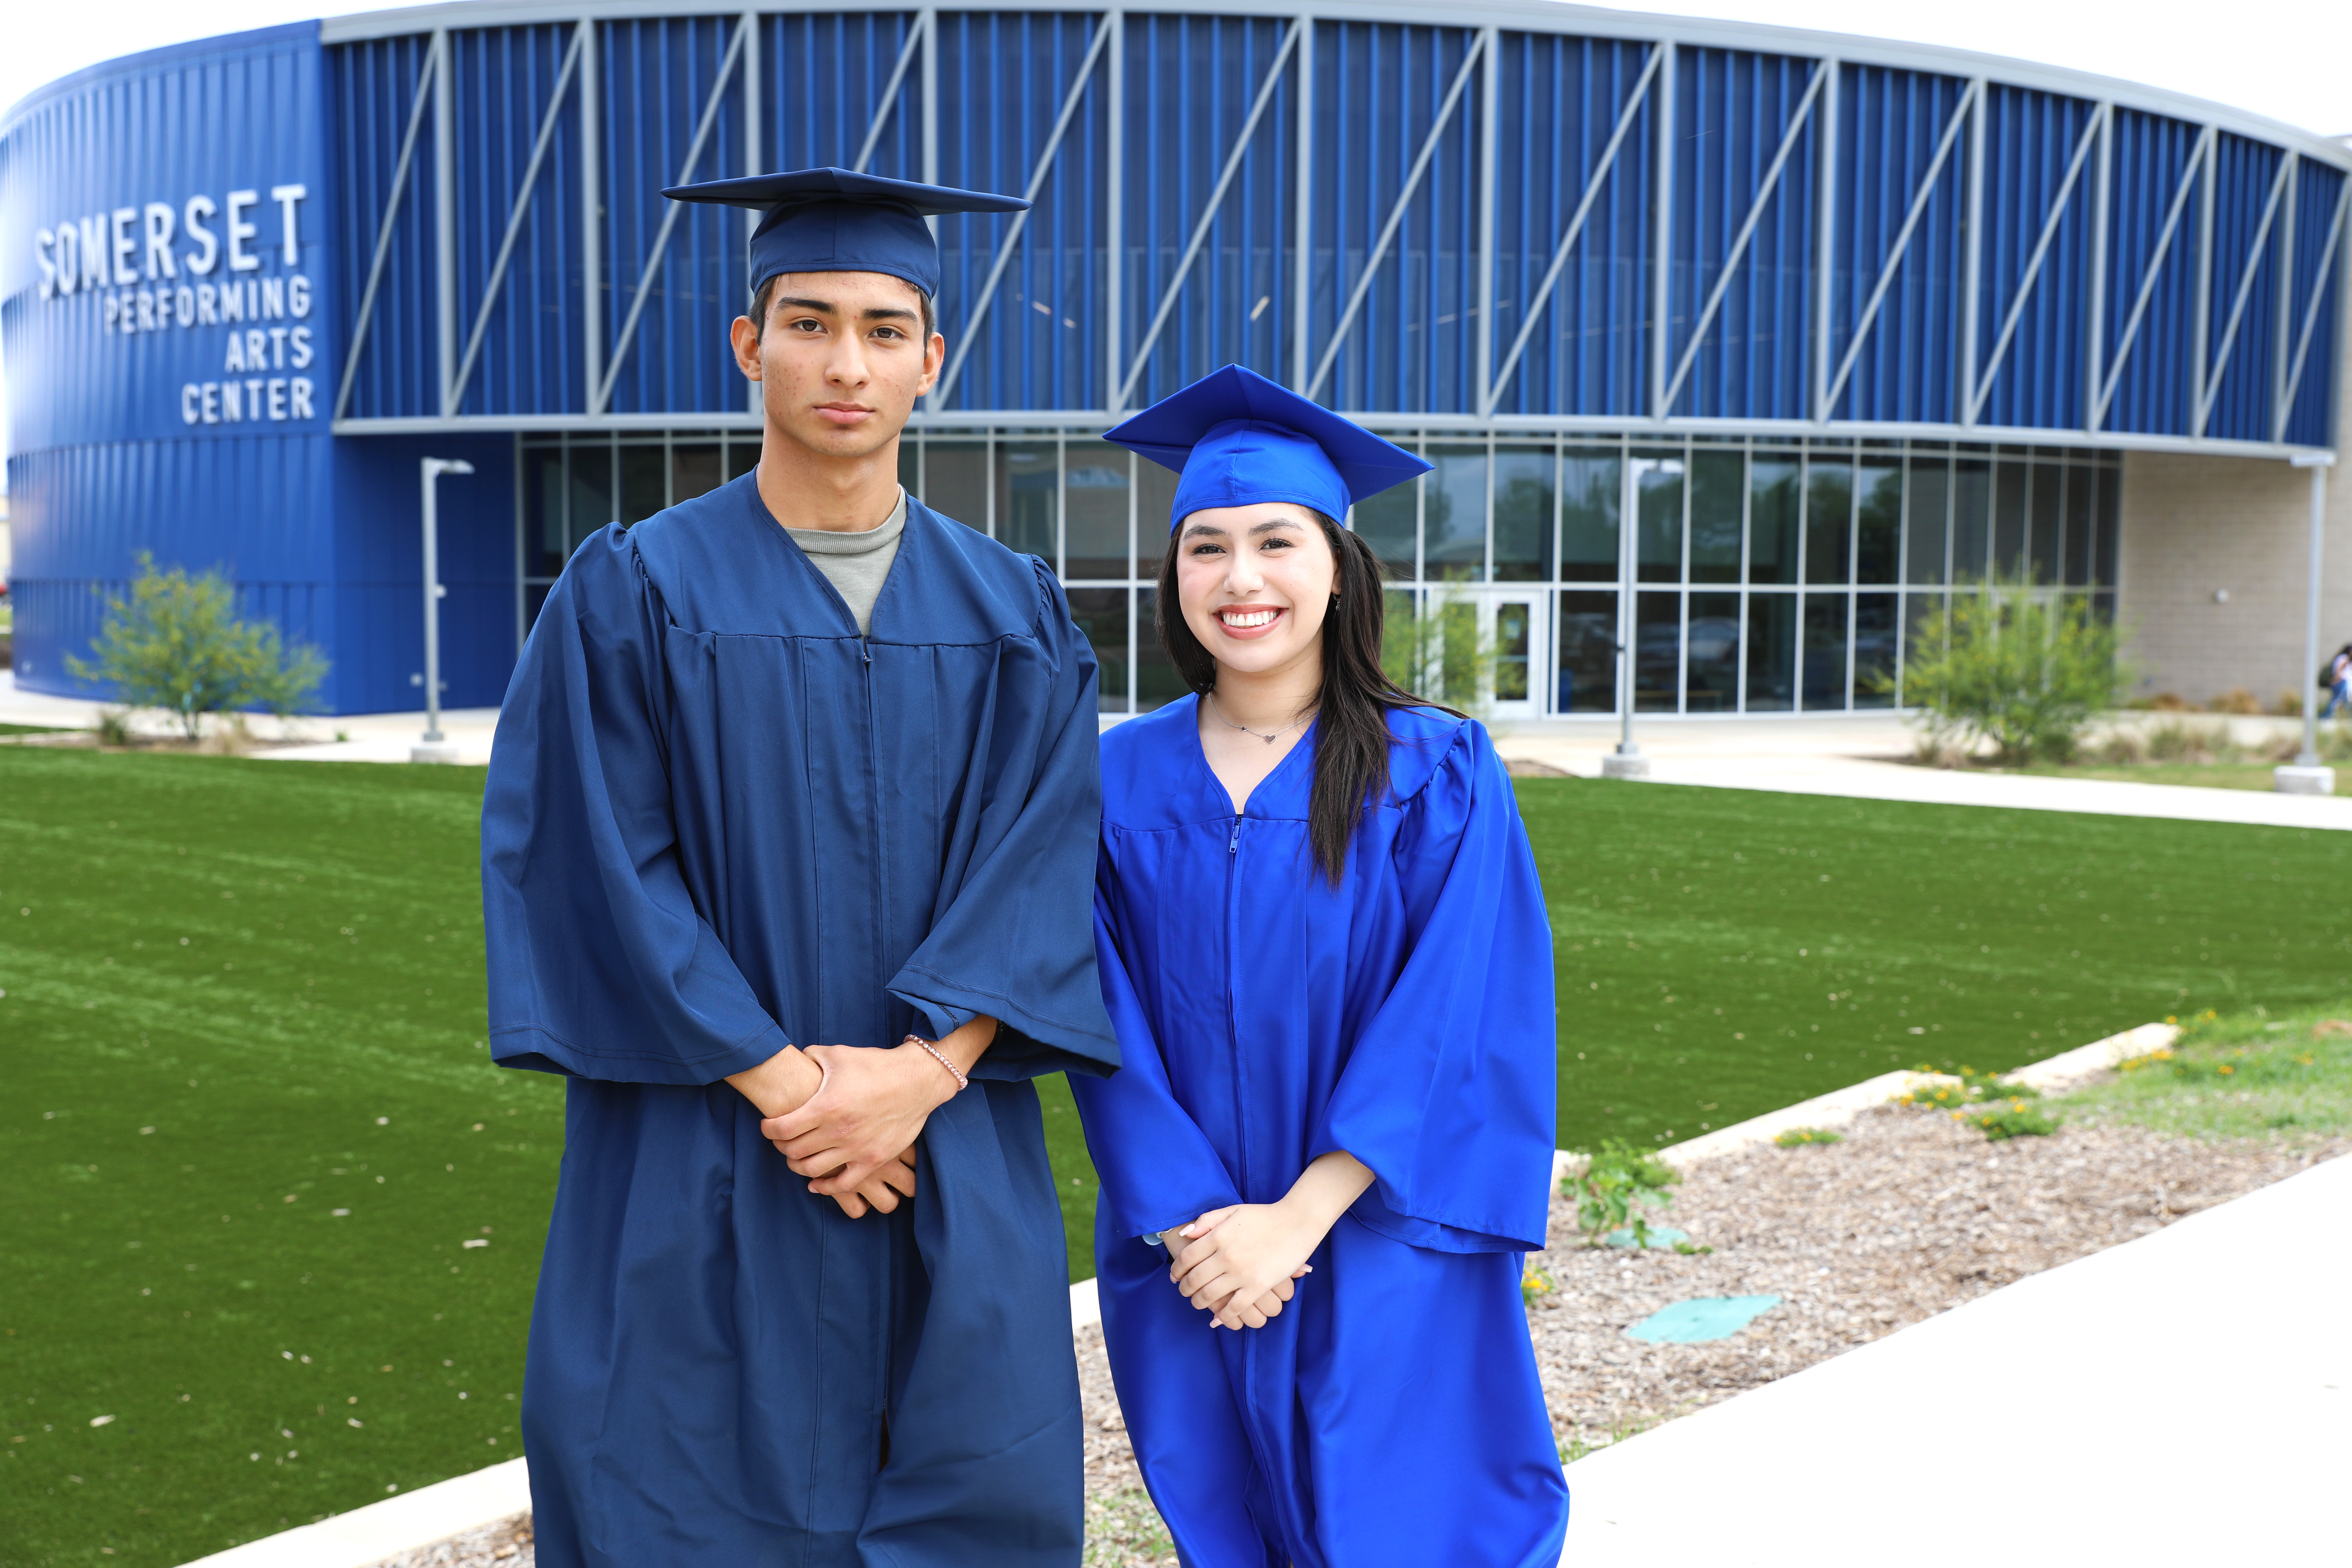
729;271;943;462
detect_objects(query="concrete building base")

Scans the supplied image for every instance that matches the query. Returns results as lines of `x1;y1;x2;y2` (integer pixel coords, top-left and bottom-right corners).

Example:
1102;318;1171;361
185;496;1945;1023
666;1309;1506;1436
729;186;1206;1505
1598;752;1651;780
2274;763;2338;794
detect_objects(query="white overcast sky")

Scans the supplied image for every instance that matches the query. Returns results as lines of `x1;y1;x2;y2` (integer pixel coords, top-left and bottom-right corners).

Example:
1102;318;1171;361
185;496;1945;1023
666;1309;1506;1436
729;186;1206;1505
4;0;2349;489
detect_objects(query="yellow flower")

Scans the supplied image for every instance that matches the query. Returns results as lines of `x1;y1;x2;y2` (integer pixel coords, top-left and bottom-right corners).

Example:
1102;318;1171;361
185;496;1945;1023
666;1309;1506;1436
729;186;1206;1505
2218;1064;2234;1075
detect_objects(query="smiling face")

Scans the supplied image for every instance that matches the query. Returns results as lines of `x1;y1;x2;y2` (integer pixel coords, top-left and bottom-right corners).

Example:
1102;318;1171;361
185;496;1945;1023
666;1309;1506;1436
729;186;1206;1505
728;270;943;462
1173;502;1340;683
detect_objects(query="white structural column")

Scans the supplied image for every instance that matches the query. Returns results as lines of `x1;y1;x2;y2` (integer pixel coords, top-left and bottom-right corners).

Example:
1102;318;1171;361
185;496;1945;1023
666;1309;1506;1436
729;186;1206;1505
2086;99;2113;434
2272;152;2299;439
1958;76;1986;427
1103;8;1123;417
1649;40;1675;421
1811;58;1839;426
742;7;762;417
2283;452;2336;786
1475;25;1498;417
433;27;457;418
1291;13;1314;392
334;41;440;421
580;17;603;416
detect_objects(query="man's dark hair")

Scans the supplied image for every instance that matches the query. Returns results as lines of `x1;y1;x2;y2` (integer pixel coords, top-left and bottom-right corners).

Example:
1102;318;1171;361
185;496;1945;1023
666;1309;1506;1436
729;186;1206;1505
749;274;936;341
1154;511;1462;886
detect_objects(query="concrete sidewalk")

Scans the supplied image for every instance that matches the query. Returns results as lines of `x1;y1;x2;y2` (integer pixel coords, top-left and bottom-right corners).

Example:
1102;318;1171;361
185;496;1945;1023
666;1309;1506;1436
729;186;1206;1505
0;672;499;765
1559;1151;2351;1566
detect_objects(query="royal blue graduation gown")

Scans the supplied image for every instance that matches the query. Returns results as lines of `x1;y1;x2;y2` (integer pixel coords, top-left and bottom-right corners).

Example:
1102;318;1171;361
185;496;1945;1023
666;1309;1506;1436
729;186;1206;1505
480;474;1119;1568
1072;699;1566;1568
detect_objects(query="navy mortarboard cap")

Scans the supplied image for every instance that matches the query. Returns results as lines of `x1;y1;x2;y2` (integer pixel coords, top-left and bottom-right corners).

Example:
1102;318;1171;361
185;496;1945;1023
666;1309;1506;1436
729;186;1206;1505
660;167;1029;300
1103;365;1432;532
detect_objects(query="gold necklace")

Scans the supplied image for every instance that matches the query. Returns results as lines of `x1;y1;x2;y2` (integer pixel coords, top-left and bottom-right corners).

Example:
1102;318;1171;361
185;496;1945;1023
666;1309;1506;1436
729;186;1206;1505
1205;692;1314;746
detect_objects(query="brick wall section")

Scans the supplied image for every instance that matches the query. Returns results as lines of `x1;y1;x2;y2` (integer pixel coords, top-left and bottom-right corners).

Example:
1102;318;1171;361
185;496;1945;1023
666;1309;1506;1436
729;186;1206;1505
2119;307;2351;708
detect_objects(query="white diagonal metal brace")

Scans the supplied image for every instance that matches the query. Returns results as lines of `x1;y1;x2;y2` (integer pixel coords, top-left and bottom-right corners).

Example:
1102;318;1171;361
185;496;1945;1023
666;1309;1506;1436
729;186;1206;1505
1968;102;2110;427
1115;19;1301;410
334;43;440;421
852;11;930;174
1479;44;1661;419
929;16;1116;410
1658;62;1827;418
2193;149;2294;437
2276;177;2352;444
1305;30;1488;402
2088;119;2210;429
446;21;588;417
1820;78;1979;420
593;15;751;416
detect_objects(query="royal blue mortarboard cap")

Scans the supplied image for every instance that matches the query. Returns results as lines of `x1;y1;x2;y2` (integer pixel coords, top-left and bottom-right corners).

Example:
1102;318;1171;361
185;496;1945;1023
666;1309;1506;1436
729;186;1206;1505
1103;365;1431;532
662;167;1029;300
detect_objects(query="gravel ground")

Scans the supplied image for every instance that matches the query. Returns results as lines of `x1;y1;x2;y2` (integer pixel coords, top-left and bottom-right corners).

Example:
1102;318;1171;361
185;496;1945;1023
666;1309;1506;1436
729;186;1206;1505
390;1105;2343;1568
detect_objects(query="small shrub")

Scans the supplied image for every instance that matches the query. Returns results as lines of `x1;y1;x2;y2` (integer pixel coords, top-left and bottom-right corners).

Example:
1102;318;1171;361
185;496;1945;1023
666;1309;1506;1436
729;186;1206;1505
2093;729;2149;765
1893;573;2133;765
2143;721;2208;763
66;553;327;739
1958;1100;2061;1140
1567;1140;1679;1250
1773;1126;1844;1147
2148;691;2194;711
1669;1240;1714;1256
2273;689;2307;718
2208;687;2263;715
96;709;135;747
1521;1263;1556;1306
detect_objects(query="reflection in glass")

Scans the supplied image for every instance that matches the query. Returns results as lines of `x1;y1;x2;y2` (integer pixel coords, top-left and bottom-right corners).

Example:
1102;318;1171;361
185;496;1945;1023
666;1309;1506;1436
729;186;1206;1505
2061;463;2092;586
1953;458;1990;581
1492;447;1554;582
673;444;723;504
569;442;614;543
1351;455;1418;579
2030;464;2061;583
1135;588;1189;711
997;442;1060;562
527;447;567;576
1064;452;1130;579
1634;454;1683;583
2092;467;2119;586
1805;459;1851;583
1426;446;1487;581
1801;595;1849;709
1745;593;1797;710
1441;600;1481;705
1905;458;1949;585
896;442;919;496
1689;451;1742;583
1560;451;1620;581
1494;601;1532;701
1993;461;2027;576
1635;590;1679;711
1066;587;1130;713
621;444;666;524
1686;592;1739;711
727;441;758;482
1555;592;1617;713
1903;593;1946;705
1749;456;1799;584
923;442;990;532
1857;458;1900;584
1853;593;1898;708
1136;459;1180;558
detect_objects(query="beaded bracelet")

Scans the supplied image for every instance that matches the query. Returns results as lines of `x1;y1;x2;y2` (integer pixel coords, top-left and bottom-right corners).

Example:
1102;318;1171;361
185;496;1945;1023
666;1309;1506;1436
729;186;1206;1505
905;1034;969;1092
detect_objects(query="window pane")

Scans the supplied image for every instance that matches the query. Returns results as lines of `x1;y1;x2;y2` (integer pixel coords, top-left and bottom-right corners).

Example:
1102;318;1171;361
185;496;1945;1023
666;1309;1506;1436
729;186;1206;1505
1351;448;1419;580
1748;455;1800;584
997;441;1059;562
524;580;554;635
1065;452;1130;579
1686;592;1739;711
1745;593;1797;710
568;441;614;546
1689;450;1742;583
1853;592;1898;707
1426;446;1487;581
525;446;567;577
1905;457;1949;585
1635;453;1683;583
1857;457;1900;584
1903;593;1946;706
1066;587;1129;714
1493;447;1554;582
1636;590;1679;711
1135;588;1188;710
672;443;723;505
2092;467;2120;586
1494;600;1532;701
1993;460;2028;578
2029;463;2062;583
1382;589;1429;692
896;441;920;496
1136;458;1180;567
1804;459;1851;584
620;444;666;524
1953;457;1991;582
2061;463;2093;586
1801;594;1849;709
1560;450;1620;582
727;441;758;483
923;442;990;532
1555;592;1618;713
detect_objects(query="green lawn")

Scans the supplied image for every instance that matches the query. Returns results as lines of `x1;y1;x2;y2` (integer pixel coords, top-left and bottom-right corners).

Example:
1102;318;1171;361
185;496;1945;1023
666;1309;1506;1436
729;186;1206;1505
2057;1003;2352;1142
7;752;2352;1565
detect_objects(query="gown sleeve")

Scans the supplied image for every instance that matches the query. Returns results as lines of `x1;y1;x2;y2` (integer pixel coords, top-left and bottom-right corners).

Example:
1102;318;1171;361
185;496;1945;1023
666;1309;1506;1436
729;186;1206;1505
1308;719;1557;1253
1067;872;1246;1240
886;558;1122;1082
480;527;790;1084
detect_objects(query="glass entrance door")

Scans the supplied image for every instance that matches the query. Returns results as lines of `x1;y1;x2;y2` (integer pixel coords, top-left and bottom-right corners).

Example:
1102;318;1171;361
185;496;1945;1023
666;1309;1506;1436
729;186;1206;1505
1440;588;1549;721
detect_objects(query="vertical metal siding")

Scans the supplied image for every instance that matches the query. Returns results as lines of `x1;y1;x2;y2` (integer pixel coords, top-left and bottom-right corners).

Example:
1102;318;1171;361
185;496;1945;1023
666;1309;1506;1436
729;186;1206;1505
764;12;922;180
1827;65;1968;425
331;34;438;419
1975;86;2096;432
2101;107;2202;436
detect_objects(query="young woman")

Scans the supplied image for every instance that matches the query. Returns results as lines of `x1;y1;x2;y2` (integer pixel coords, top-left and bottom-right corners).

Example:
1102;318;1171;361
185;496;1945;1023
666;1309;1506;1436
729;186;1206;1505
1071;365;1567;1568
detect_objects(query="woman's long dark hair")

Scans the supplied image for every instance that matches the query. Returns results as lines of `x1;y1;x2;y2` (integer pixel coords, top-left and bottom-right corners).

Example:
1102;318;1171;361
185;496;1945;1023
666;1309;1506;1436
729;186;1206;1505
1156;510;1459;883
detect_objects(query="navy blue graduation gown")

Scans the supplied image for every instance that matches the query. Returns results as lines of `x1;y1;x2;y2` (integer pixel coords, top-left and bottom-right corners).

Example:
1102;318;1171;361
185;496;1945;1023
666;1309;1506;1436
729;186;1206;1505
480;474;1119;1568
1071;699;1567;1568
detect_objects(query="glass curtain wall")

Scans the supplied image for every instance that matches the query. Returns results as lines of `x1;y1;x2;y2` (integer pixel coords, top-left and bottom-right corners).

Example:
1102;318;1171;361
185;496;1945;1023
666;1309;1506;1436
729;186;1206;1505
520;431;2122;717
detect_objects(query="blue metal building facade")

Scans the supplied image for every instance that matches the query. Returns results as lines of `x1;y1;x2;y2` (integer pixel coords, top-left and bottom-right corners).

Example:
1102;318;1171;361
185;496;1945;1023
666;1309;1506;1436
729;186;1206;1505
5;0;2347;716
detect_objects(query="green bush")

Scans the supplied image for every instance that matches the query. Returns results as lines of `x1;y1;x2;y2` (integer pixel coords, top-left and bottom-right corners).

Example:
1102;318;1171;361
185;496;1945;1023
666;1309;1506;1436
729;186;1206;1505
1567;1139;1680;1249
1380;587;1490;712
1893;572;2133;765
1958;1100;2062;1140
67;553;327;739
1773;1126;1844;1147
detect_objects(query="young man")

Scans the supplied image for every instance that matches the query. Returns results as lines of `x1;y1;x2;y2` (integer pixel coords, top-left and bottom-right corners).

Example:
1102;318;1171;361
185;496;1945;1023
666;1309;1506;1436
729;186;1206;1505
480;168;1118;1567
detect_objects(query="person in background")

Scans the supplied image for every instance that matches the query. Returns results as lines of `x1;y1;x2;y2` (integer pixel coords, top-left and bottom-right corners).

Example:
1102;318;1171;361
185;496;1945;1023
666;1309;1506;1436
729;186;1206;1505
1071;364;1569;1568
479;168;1117;1567
2323;642;2351;720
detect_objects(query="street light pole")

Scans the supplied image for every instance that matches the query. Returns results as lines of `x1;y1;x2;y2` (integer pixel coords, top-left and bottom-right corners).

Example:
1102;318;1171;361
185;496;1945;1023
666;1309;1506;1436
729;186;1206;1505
2274;452;2335;795
1603;454;1681;780
414;457;475;764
